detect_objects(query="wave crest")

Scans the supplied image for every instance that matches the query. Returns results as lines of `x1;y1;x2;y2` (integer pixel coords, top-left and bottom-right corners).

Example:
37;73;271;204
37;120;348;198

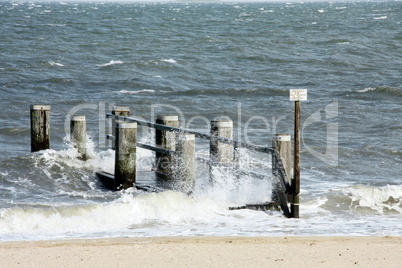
97;60;124;67
329;184;402;215
357;86;402;96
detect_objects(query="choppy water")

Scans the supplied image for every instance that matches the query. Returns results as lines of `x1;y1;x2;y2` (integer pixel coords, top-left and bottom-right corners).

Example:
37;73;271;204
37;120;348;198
0;1;401;241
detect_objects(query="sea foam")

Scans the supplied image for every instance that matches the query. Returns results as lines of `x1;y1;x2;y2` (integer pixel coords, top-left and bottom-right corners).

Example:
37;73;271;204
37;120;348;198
161;59;177;64
97;60;124;67
118;89;156;95
48;61;64;67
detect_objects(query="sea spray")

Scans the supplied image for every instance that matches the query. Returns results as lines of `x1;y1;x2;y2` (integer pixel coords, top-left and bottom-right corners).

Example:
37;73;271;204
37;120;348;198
0;189;228;240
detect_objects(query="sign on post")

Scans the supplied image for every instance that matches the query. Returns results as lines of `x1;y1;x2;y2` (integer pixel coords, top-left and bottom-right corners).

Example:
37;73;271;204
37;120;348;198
290;89;308;101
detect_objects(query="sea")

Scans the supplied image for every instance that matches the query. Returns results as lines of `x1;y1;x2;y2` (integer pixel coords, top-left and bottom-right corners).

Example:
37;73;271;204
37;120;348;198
0;0;401;241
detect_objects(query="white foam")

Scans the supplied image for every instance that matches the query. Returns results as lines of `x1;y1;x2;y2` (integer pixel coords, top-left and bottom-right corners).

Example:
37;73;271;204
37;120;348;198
97;60;124;67
373;16;387;20
161;59;177;64
118;89;156;95
3;134;401;241
35;135;114;176
48;61;64;67
343;184;402;214
356;87;375;93
1;178;401;240
0;190;229;240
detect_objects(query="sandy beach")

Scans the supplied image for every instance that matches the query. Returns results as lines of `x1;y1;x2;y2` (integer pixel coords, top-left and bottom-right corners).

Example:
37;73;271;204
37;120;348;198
0;236;400;267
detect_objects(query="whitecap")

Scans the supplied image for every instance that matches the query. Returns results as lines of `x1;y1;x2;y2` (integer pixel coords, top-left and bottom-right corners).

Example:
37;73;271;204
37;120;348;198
356;87;375;93
161;59;177;64
97;60;124;67
341;184;402;214
373;16;387;20
48;61;64;67
239;13;252;17
118;89;156;95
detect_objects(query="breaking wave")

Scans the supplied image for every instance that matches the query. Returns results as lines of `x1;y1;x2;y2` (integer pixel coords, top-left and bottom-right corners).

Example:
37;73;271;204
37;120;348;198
356;87;402;97
97;60;124;67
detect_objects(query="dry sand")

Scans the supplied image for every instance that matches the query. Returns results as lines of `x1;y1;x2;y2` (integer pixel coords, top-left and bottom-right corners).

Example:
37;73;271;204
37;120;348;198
0;236;401;268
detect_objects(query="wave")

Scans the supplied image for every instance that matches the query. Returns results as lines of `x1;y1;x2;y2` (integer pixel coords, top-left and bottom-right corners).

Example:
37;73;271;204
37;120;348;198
356;86;402;97
96;60;124;67
161;59;177;64
117;89;156;95
166;87;289;96
0;190;225;240
326;184;402;215
48;61;64;67
0;132;277;240
0;127;28;136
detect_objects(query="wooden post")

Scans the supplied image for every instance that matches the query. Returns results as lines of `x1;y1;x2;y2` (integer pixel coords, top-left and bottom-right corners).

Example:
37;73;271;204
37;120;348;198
210;120;233;182
292;101;301;218
70;115;87;160
175;133;196;193
155;115;179;180
272;133;292;207
114;121;137;190
30;105;50;152
111;107;130;150
210;120;234;164
272;134;292;186
289;89;306;218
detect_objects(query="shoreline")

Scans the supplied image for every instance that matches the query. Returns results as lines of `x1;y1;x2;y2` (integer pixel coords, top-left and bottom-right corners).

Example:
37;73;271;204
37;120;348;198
1;236;401;267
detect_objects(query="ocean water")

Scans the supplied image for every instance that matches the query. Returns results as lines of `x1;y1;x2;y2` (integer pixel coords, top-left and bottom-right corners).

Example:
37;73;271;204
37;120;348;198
0;1;401;241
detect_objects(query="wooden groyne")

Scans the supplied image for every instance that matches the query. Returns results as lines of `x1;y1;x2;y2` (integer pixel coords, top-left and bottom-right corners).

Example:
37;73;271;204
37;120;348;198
103;111;296;217
29;89;306;218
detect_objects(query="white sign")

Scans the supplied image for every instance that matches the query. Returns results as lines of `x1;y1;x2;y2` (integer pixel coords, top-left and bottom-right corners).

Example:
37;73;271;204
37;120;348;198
290;89;308;101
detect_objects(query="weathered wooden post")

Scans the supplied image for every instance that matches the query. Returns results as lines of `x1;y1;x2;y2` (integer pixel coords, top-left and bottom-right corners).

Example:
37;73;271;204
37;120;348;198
30;105;50;152
70;115;87;160
272;134;292;186
210;120;234;181
111;107;130;149
210;120;234;164
114;121;137;190
272;133;292;204
292;101;301;218
155;115;179;179
289;89;307;218
175;133;196;193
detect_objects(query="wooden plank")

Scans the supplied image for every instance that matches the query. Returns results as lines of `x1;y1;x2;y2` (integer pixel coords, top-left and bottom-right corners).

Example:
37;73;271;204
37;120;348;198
229;203;281;212
96;171;163;193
